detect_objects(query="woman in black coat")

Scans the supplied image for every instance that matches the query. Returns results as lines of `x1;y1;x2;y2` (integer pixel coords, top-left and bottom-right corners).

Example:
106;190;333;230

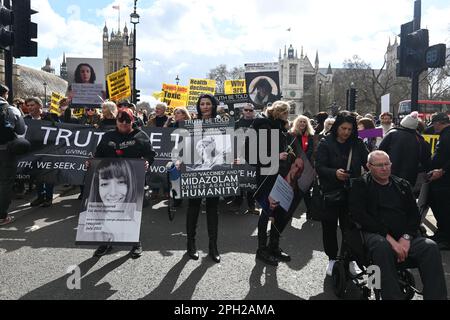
90;108;156;258
186;94;222;263
315;111;369;277
252;101;294;266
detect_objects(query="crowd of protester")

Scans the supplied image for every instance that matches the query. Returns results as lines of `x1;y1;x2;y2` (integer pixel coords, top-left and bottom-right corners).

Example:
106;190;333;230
1;84;449;299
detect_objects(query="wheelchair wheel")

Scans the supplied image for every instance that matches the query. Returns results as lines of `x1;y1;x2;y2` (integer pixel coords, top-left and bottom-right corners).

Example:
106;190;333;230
332;261;347;298
398;269;415;300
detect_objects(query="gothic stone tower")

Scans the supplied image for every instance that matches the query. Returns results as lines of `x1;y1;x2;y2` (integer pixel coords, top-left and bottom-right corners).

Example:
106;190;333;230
103;23;134;89
279;44;304;115
60;52;68;81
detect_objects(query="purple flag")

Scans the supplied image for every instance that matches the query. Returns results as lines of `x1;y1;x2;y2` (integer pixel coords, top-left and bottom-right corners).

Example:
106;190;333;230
358;128;383;139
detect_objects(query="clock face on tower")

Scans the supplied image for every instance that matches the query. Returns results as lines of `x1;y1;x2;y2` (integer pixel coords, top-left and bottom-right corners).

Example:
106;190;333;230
290;91;296;98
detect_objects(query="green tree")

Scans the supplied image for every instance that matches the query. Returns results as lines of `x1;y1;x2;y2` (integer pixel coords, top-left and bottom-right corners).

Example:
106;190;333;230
333;55;413;116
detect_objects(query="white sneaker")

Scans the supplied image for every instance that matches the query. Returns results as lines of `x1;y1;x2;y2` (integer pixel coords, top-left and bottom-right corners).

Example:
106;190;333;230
326;260;336;276
349;261;363;276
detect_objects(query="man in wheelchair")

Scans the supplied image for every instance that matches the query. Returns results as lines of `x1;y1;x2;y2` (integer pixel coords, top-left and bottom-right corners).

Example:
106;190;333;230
348;150;447;300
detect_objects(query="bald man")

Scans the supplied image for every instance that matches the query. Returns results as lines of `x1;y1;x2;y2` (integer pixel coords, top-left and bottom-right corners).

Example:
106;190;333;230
348;150;447;300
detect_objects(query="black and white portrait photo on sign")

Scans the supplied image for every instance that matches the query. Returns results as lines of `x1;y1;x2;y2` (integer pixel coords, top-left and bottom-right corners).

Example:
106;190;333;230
176;117;240;198
76;158;145;245
245;71;281;109
181;117;234;172
66;57;106;107
185;134;232;172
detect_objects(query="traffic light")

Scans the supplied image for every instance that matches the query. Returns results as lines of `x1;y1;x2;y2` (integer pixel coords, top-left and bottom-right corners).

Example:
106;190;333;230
346;89;350;110
349;88;357;112
426;44;447;68
397;28;429;77
405;29;429;73
12;0;38;58
0;4;13;49
397;22;412;77
134;89;141;103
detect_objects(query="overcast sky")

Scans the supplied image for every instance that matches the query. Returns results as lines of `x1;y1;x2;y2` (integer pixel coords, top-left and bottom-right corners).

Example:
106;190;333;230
19;0;450;103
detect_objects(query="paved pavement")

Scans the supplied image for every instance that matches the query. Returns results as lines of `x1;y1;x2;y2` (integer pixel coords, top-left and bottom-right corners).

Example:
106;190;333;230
0;186;449;300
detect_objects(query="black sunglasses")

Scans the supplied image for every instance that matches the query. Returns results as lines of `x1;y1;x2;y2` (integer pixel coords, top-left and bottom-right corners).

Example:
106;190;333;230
243;109;254;112
118;117;132;124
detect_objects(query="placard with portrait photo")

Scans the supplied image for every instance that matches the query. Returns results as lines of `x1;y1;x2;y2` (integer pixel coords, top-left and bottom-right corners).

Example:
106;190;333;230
67;57;106;107
245;71;281;109
75;158;145;246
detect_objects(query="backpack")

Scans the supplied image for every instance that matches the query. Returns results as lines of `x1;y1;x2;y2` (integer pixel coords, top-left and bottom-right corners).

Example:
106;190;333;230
0;104;16;145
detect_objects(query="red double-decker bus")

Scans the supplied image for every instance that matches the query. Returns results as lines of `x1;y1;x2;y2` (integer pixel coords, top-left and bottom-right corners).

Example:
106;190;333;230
398;100;450;122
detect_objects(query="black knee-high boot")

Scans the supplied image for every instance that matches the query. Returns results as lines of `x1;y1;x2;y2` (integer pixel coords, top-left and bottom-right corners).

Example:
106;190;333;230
186;200;200;260
206;200;220;263
268;207;293;262
257;213;269;250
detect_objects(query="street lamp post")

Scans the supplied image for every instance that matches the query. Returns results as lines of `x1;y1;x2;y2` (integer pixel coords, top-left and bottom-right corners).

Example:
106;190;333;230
130;0;140;104
43;82;48;108
175;75;180;86
318;79;322;112
350;82;355;112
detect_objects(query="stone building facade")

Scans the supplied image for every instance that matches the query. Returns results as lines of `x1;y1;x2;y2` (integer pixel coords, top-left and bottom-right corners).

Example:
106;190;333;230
278;38;410;116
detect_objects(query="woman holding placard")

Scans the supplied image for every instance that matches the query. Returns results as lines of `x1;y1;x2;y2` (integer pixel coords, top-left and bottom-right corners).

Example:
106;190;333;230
185;94;222;263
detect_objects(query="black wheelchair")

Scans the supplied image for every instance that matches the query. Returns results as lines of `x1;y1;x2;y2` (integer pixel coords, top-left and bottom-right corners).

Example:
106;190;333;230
331;224;423;300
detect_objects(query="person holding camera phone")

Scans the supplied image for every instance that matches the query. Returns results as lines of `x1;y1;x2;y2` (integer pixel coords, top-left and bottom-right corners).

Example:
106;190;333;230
315;111;369;277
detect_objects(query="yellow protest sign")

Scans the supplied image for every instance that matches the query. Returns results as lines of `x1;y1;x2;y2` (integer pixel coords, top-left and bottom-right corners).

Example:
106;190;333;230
423;134;440;154
50;92;65;115
152;91;164;100
107;67;132;102
187;78;216;107
225;79;246;95
73;108;85;118
161;84;189;114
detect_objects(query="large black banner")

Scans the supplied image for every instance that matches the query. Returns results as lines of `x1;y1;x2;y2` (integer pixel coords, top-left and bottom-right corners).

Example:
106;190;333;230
16;120;257;191
17;120;103;185
16;121;179;186
141;127;183;190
